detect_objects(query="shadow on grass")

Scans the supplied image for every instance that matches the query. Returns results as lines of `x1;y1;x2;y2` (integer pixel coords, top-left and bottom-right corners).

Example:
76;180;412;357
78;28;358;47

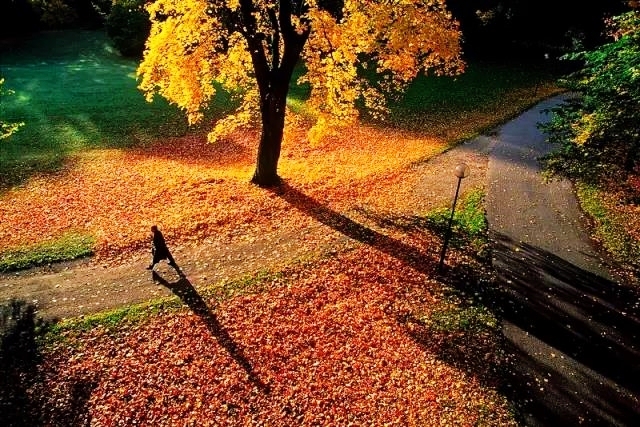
0;299;95;426
271;183;639;425
269;182;436;273
443;232;640;427
151;272;270;394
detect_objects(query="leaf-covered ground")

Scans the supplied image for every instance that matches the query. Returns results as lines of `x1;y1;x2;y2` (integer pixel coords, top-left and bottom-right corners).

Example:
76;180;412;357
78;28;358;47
0;121;453;263
29;244;516;426
0;68;563;424
0;116;524;424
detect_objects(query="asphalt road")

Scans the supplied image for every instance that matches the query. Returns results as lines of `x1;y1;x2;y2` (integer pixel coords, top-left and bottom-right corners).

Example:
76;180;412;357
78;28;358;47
485;95;640;426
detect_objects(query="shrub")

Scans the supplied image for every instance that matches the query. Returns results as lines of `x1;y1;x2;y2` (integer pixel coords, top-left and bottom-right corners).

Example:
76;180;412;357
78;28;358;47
540;11;640;183
106;0;151;58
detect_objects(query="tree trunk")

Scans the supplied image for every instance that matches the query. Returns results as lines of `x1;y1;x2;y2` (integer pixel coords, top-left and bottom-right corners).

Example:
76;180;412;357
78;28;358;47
251;87;288;187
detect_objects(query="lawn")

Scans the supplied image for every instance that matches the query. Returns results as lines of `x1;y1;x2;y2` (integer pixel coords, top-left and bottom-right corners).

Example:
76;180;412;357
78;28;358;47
0;31;183;188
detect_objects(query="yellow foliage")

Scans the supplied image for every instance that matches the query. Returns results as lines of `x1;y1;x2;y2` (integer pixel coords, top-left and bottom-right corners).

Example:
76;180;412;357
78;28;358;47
137;0;464;145
573;113;597;145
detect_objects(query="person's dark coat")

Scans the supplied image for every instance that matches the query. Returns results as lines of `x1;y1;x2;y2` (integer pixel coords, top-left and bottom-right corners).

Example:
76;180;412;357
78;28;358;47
151;227;176;266
152;228;170;259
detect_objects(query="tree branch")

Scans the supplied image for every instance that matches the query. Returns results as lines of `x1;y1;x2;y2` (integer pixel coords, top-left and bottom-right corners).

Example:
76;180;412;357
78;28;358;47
238;0;271;93
267;5;281;70
278;0;311;77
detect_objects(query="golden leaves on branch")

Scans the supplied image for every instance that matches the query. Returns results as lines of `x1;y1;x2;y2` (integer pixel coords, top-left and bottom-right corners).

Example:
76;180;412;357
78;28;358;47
137;0;464;144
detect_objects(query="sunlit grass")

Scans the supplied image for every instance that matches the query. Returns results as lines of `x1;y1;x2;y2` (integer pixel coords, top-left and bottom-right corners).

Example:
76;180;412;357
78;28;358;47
0;30;186;187
0;231;94;272
425;189;487;238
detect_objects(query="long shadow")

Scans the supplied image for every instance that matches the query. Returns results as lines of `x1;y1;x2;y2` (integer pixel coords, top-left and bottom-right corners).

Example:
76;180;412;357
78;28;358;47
1;299;44;426
0;299;95;426
274;182;640;423
272;183;640;424
151;272;269;393
447;232;640;426
268;182;437;273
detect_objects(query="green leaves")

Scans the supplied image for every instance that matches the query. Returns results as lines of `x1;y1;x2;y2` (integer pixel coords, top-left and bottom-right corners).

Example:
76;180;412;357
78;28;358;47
544;11;640;180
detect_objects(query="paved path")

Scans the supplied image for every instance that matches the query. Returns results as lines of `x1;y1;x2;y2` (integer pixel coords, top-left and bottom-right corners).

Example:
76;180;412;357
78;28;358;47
0;225;350;320
485;95;640;426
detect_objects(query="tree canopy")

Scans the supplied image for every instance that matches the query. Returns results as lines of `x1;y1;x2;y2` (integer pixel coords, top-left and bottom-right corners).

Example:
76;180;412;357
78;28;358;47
137;0;464;185
447;0;629;60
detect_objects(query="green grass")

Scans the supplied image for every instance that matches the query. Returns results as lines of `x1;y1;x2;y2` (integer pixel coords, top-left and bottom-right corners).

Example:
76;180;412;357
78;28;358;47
394;61;557;115
0;30;188;187
424;304;498;334
423;188;490;259
0;30;243;189
0;232;94;272
286;60;560;130
575;182;640;269
426;188;487;238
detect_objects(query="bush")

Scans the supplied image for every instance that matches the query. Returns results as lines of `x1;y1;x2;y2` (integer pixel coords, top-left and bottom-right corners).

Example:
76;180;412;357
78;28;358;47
540;11;640;182
106;0;151;58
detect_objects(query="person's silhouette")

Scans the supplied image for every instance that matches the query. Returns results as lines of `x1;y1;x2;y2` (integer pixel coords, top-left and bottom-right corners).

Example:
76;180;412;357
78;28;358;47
146;225;181;274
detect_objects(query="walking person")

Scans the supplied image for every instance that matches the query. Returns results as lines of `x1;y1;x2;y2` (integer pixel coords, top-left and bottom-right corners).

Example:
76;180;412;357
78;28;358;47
147;225;182;275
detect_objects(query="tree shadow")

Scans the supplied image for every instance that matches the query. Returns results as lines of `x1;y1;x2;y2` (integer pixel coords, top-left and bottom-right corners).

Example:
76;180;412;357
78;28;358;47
271;184;511;386
0;299;44;426
0;299;95;426
270;182;640;424
445;232;640;426
151;272;269;393
268;182;437;274
352;207;480;252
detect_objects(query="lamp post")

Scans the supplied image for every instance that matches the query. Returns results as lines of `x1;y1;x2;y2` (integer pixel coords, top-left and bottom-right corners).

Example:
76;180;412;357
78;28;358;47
438;163;470;272
534;52;550;96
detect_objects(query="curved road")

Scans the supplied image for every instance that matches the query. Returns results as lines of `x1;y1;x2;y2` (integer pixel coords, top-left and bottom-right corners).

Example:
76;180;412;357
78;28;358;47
485;95;640;426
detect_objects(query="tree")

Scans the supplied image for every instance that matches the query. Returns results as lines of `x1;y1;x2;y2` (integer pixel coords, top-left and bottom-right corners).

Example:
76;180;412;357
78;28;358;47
106;0;151;57
447;0;628;60
137;0;464;186
541;10;640;182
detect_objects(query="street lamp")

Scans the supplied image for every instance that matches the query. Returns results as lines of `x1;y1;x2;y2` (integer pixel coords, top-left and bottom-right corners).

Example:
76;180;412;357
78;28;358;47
437;163;470;272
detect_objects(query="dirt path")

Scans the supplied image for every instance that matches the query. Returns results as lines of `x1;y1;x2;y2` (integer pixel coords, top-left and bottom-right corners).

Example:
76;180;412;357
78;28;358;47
0;225;354;320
